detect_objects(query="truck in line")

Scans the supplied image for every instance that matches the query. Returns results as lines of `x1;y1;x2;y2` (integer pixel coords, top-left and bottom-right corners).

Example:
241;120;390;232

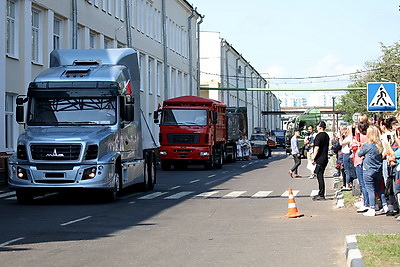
8;48;158;203
154;96;248;170
285;108;321;156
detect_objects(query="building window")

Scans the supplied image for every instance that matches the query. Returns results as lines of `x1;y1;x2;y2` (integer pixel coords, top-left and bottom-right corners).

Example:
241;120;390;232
31;8;42;63
89;31;98;49
139;53;145;92
104;37;112;48
148;57;154;94
156;61;162;96
5;94;15;150
53;17;62;50
6;0;17;57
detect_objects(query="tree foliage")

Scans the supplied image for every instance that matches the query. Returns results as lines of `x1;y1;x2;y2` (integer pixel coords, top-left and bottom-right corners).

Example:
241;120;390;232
336;41;400;122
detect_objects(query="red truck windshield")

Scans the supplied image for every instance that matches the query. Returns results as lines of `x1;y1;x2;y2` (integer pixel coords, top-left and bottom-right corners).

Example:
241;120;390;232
161;109;207;126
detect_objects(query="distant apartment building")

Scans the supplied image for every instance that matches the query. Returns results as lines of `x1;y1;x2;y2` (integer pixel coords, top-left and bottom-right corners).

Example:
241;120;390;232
1;0;203;180
199;31;281;136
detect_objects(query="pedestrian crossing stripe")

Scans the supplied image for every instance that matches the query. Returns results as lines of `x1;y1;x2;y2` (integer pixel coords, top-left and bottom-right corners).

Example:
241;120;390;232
0;190;323;201
367;82;397;112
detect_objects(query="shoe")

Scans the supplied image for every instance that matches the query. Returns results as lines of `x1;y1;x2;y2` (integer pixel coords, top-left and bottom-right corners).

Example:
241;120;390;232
294;174;302;178
386;211;398;216
357;206;368;213
380;205;389;214
308;174;316;179
312;195;325;201
363;208;376;217
288;170;293;178
341;187;351;191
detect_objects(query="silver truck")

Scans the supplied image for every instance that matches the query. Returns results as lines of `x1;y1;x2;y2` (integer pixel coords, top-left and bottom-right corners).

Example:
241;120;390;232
8;48;158;203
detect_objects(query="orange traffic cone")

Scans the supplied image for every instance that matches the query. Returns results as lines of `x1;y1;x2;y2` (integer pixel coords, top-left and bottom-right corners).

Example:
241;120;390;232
284;188;304;218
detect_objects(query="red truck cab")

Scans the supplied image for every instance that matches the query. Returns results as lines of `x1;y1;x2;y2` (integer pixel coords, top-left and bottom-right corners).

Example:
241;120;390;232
157;96;226;170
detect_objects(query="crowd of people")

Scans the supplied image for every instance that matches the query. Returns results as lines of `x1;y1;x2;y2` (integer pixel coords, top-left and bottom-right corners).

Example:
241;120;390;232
290;114;400;219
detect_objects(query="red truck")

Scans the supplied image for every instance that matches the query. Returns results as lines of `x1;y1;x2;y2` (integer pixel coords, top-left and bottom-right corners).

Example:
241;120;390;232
155;96;227;170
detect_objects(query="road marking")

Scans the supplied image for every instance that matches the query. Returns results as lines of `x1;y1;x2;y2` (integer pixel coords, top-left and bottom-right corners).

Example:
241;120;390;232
222;171;229;174
0;192;15;198
165;191;194;199
138;192;168;200
0;237;25;247
222;191;246;198
168;186;181;190
251;191;273;198
281;190;299;197
190;179;200;184
208;174;216;178
61;216;92;226
193;191;220;198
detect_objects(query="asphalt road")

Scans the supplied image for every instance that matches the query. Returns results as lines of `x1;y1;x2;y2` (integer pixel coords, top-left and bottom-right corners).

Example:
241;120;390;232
0;149;399;266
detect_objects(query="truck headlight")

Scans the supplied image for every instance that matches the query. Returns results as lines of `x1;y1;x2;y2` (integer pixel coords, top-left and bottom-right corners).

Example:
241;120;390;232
159;151;168;156
16;167;28;180
82;167;97;180
200;151;210;156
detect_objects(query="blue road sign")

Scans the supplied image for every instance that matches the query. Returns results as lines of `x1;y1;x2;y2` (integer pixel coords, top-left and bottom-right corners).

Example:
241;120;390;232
367;82;397;112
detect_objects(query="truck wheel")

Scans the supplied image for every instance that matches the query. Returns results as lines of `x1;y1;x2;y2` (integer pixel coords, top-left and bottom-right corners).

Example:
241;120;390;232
161;160;171;171
205;154;215;170
263;146;272;159
215;148;223;169
143;151;156;191
16;190;33;204
106;173;120;202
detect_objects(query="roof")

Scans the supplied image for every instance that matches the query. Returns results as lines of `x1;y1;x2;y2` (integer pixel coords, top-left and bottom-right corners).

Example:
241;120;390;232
163;96;226;107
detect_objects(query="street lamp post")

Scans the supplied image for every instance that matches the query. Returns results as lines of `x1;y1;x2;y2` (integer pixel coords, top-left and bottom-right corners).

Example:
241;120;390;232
332;96;336;132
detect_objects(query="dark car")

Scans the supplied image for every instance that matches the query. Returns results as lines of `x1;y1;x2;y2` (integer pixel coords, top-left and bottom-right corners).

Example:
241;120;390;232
272;130;286;148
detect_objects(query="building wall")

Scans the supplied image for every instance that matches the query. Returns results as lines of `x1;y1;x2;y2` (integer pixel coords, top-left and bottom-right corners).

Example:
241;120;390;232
200;31;281;136
1;0;201;154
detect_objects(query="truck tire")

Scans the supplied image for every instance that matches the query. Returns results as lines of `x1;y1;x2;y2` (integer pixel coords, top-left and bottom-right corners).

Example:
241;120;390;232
16;190;34;204
262;146;271;159
143;151;156;191
161;160;171;171
106;172;120;202
215;147;223;169
205;153;215;170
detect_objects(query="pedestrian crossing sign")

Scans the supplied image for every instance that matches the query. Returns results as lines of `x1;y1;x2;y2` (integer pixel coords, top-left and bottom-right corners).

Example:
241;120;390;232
367;82;397;112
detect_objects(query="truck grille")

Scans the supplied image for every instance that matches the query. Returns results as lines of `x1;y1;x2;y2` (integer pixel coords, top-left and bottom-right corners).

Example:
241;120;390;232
30;144;81;161
167;134;200;144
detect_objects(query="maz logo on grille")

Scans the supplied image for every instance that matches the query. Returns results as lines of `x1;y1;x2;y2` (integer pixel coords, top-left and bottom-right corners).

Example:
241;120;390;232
46;148;65;157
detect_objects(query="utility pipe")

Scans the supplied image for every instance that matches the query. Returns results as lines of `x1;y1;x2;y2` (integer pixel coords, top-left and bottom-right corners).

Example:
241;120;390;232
72;0;77;49
162;0;168;99
125;0;132;47
196;13;204;96
188;8;196;95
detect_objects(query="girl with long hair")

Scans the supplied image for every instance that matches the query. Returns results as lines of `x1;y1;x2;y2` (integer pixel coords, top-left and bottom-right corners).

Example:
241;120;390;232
358;125;389;216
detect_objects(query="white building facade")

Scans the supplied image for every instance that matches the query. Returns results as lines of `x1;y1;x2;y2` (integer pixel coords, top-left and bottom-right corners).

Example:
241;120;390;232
200;31;281;137
1;0;203;180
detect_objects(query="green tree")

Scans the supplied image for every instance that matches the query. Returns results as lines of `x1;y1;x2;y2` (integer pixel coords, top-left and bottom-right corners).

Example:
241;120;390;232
336;41;400;122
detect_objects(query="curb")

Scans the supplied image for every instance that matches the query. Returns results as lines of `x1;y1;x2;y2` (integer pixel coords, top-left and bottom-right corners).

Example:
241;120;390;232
345;235;365;267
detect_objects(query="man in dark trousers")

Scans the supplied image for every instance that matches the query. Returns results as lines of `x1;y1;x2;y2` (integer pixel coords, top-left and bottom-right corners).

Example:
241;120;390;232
312;121;330;200
289;130;302;178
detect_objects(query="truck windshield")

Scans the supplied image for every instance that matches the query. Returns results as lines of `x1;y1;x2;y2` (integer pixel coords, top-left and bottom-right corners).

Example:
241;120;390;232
161;109;207;126
27;96;117;126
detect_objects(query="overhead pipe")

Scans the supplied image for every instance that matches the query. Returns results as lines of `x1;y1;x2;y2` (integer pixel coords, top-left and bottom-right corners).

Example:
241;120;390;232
162;0;168;99
188;8;196;95
196;13;204;96
125;0;132;47
72;0;77;49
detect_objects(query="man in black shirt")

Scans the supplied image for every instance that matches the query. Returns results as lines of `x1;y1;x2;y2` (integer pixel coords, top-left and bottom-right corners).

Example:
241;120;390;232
312;121;330;200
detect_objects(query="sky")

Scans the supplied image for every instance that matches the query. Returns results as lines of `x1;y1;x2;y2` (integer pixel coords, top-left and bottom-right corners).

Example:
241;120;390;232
192;0;400;94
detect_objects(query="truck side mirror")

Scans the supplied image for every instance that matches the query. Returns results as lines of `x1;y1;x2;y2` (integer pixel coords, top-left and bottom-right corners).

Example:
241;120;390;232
16;95;28;123
16;105;25;123
212;111;218;124
153;110;159;124
121;96;134;122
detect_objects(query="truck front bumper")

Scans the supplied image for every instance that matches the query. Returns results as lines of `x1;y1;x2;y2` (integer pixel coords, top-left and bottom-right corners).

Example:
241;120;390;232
8;162;116;191
159;145;211;161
